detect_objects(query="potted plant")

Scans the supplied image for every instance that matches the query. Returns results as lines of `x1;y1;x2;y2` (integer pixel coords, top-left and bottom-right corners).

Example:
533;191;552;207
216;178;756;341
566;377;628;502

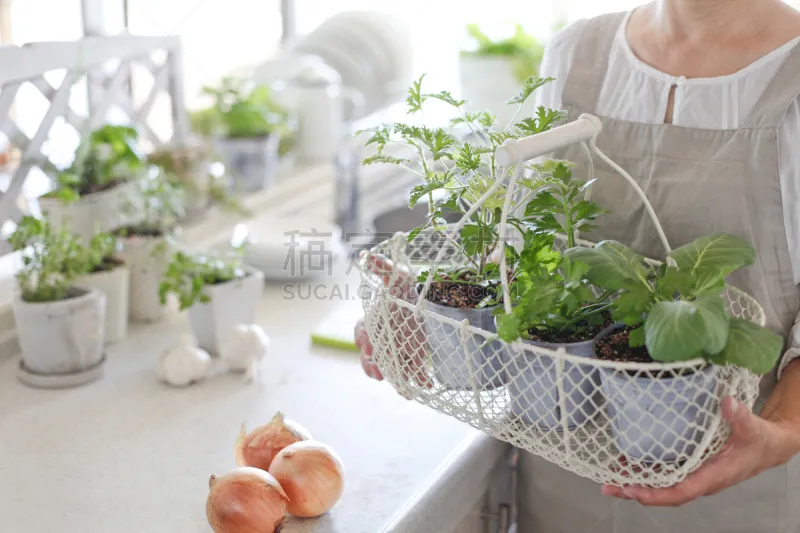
566;234;783;462
9;216;105;387
148;141;250;222
76;232;130;344
360;75;564;390
38;125;145;243
159;249;264;355
460;23;545;127
495;162;610;428
190;77;290;192
117;169;185;322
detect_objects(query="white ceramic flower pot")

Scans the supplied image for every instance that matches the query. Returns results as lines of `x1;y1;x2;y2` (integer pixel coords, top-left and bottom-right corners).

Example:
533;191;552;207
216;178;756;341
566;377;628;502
422;302;509;390
120;235;177;323
76;265;130;344
12;287;105;378
459;55;522;129
39;180;143;244
187;269;265;355
508;336;601;429
216;135;280;193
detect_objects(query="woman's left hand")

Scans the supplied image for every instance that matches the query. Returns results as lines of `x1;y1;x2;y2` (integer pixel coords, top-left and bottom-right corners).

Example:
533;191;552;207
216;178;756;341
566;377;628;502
601;396;800;506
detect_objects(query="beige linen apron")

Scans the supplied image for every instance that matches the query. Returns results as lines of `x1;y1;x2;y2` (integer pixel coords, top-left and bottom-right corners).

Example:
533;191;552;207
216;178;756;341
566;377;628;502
519;12;800;533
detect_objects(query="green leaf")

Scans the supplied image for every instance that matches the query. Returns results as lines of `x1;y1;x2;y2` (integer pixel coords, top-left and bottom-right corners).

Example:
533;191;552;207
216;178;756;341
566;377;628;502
496;313;523;342
461;224;491;257
655;267;696;299
645;300;707;362
406;74;427;114
668;234;756;275
691;267;726;295
506;76;555;106
514;107;567;135
629;326;646;347
409;178;448;208
424;90;466;108
716;318;783;375
693;295;730;355
362;154;410;166
564;241;649;291
455;143;482;173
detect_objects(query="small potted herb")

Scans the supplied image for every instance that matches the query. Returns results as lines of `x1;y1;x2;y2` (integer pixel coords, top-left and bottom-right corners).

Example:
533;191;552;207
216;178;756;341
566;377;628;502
159;249;264;355
117;169;185;322
566;234;783;462
76;232;130;344
460;23;545;126
39;125;145;242
360;75;564;390
9;216;105;387
496;162;610;428
191;77;289;192
148;141;250;221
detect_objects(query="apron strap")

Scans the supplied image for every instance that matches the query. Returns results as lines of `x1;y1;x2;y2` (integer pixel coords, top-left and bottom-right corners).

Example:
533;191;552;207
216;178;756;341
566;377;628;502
562;11;628;112
744;39;800;128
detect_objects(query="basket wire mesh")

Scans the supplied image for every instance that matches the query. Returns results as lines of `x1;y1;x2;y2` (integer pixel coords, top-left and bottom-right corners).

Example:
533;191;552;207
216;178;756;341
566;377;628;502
358;116;764;487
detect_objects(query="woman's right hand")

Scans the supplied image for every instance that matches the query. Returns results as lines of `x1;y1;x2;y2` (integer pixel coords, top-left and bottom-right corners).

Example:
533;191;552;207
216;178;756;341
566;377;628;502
355;252;431;392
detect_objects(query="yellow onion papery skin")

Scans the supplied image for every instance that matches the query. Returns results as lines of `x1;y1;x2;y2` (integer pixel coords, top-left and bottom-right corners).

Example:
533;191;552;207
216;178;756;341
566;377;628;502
235;412;313;471
206;467;289;533
269;441;345;518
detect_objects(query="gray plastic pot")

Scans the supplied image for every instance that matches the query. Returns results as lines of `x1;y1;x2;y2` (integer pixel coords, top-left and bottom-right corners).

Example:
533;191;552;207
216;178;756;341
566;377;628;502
13;287;106;377
421;301;509;390
598;330;719;463
508;334;602;429
216;135;279;193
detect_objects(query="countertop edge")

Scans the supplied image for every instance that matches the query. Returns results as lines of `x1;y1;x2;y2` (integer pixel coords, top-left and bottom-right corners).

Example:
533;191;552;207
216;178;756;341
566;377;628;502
380;433;510;533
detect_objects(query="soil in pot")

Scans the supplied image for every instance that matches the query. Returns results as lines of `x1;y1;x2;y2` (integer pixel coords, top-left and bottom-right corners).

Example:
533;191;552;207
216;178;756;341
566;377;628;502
596;327;718;464
421;277;509;390
509;313;613;429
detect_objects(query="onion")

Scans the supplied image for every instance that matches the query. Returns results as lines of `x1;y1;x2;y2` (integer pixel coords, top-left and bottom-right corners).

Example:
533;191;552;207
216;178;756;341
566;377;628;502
268;441;344;518
206;467;289;533
235;412;313;471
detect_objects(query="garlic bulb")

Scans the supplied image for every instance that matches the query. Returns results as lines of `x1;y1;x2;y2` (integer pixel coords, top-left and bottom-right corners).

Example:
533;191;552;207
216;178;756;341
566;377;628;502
220;324;270;379
157;334;211;387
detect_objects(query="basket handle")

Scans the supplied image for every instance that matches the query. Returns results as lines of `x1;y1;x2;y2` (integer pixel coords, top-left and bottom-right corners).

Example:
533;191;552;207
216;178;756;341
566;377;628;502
496;113;673;255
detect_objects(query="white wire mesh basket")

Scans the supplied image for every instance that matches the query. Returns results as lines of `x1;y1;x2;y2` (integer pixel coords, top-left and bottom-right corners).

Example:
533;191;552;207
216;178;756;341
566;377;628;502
358;115;764;488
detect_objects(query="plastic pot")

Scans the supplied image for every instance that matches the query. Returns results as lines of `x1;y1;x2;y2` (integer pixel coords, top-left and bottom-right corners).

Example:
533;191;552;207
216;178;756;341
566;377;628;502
12;287;105;379
508;335;601;429
120;235;177;323
187;269;265;355
421;301;509;390
39;180;143;244
77;265;130;344
216;135;280;193
597;329;719;463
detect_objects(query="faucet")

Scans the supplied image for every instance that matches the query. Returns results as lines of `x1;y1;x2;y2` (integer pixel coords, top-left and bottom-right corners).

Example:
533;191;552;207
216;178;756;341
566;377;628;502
333;136;363;253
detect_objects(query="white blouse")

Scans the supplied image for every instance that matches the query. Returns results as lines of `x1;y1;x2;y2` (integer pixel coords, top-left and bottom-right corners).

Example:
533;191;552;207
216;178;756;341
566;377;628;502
535;12;800;375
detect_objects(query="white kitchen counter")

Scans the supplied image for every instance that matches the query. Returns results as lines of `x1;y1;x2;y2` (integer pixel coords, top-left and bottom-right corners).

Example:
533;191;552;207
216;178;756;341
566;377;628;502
0;240;509;532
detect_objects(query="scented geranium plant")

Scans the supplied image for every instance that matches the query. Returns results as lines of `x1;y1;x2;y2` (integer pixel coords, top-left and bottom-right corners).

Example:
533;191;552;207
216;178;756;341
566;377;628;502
566;234;783;374
359;75;567;310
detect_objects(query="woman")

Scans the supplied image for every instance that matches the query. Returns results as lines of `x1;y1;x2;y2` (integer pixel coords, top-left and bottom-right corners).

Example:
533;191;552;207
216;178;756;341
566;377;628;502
356;0;800;531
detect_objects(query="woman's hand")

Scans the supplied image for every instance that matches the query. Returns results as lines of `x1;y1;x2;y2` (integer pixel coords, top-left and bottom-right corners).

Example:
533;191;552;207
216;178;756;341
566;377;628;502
601;395;800;506
354;252;431;392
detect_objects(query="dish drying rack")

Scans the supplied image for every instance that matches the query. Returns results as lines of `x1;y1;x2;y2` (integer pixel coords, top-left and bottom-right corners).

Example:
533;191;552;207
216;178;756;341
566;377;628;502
358;114;763;487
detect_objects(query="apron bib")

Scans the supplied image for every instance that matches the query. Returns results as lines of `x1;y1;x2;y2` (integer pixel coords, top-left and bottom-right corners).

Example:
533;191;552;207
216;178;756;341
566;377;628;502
519;12;800;533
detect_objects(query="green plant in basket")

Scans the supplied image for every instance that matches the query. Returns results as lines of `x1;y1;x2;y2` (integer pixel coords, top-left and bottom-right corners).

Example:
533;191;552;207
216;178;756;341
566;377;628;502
565;234;783;374
159;248;247;310
358;74;567;310
47;125;144;203
496;162;611;343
